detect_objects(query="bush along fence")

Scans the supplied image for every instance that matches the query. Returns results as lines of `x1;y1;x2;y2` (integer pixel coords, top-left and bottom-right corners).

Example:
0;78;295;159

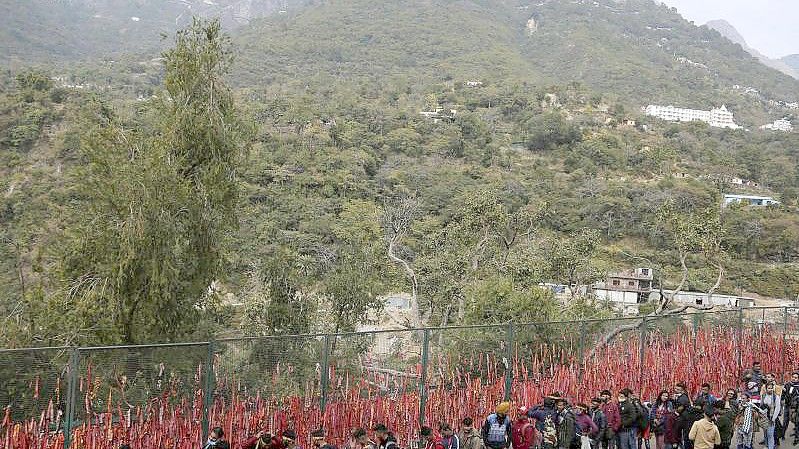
1;306;798;449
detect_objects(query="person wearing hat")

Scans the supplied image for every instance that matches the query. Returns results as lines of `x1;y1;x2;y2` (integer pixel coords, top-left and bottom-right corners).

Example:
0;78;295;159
511;406;535;449
530;394;561;449
482;402;512;449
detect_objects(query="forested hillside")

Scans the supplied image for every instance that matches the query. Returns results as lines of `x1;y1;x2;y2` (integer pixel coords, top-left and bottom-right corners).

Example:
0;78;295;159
2;1;799;348
0;0;308;66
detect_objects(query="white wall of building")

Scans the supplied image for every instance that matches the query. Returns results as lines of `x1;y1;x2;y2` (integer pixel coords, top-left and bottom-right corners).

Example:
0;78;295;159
645;104;740;129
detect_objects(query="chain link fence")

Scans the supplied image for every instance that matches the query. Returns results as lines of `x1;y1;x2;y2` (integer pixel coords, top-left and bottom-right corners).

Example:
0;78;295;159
2;306;799;449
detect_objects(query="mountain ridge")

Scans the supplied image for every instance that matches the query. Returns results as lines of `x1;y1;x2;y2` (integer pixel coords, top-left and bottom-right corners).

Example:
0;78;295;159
705;19;799;80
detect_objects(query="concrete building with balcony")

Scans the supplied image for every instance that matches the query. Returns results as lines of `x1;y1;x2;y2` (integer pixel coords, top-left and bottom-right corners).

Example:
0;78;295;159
593;268;653;306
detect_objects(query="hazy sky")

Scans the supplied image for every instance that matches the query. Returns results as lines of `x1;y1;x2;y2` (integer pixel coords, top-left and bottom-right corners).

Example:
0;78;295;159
660;0;799;58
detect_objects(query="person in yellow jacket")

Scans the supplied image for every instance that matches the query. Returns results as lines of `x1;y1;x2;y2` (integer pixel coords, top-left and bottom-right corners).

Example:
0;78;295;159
688;410;721;449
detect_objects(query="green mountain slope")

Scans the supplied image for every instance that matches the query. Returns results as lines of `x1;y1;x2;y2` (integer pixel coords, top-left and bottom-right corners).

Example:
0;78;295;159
233;0;799;119
0;0;305;67
234;0;541;85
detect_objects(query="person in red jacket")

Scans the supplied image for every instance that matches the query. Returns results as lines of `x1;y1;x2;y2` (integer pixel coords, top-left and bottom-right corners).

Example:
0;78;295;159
662;407;681;449
422;426;446;449
242;430;274;449
512;407;536;449
601;390;621;449
575;403;600;449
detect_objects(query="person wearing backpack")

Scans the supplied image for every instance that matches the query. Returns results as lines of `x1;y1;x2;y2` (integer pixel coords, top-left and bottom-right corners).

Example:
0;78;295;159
482;402;512;449
458;418;485;449
512;407;536;449
555;399;578;449
618;389;638;449
589;398;608;449
630;397;650;449
530;394;561;449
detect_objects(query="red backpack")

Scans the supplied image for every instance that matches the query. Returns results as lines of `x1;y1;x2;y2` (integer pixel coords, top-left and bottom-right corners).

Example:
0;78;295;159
511;422;534;449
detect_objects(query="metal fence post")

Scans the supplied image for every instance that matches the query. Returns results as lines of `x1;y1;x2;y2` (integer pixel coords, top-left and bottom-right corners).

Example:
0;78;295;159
320;334;331;413
418;329;430;429
201;340;215;445
638;318;647;395
783;307;788;380
737;308;743;375
578;321;586;383
63;348;80;449
504;323;514;402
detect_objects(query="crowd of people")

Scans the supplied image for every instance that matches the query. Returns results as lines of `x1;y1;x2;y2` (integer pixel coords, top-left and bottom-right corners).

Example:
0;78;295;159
197;363;798;449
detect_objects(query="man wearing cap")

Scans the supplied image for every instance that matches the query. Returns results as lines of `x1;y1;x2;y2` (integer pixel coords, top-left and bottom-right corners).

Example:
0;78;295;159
512;407;535;449
530;394;561;449
482;402;512;449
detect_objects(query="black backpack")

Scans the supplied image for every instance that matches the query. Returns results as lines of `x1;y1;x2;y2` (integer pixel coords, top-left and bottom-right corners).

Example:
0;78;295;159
635;402;650;430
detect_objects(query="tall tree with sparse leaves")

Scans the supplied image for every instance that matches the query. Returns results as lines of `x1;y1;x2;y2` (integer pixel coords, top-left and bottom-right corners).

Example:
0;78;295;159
52;19;248;344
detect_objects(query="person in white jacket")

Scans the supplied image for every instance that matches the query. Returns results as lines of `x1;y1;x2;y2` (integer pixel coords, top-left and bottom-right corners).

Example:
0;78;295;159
761;383;782;449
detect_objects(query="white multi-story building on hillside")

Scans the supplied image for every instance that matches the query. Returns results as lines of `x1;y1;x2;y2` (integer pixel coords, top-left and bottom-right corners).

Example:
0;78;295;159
760;118;793;132
645;104;741;129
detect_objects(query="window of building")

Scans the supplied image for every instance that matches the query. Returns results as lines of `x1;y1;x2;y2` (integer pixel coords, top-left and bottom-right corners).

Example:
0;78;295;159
612;280;620;286
628;281;635;286
641;268;649;275
696;298;703;305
